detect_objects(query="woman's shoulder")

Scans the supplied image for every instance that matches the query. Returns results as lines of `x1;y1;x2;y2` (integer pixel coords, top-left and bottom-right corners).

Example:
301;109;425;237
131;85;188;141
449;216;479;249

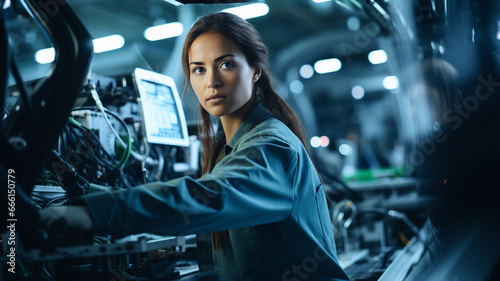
239;117;301;150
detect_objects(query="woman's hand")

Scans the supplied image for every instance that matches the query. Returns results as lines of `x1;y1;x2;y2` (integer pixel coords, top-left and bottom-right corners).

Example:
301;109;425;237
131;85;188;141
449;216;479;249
40;206;93;232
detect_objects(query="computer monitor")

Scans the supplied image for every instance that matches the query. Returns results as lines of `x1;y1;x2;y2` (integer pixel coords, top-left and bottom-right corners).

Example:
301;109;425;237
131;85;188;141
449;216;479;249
132;68;189;147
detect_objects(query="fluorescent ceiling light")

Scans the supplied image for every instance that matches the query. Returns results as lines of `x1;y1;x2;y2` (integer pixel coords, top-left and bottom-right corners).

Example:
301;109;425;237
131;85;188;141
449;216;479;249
312;0;332;3
223;3;269;20
35;34;125;64
144;22;184;41
368;49;388;64
383;76;399;90
93;35;125;53
35;48;55;64
314;58;341;74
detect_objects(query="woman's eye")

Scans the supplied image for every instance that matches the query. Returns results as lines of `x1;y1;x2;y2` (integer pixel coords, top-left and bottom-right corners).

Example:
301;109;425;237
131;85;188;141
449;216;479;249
220;61;234;69
192;67;205;74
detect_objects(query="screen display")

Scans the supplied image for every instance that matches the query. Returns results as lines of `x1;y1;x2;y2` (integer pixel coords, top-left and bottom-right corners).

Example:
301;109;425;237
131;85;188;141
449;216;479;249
134;68;189;146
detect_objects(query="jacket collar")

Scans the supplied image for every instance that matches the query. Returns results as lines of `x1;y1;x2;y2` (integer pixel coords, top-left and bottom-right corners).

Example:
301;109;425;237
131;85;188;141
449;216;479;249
215;102;271;155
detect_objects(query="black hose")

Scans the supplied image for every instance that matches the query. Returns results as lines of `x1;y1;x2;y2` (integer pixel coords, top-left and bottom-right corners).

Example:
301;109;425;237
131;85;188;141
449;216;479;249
10;56;35;137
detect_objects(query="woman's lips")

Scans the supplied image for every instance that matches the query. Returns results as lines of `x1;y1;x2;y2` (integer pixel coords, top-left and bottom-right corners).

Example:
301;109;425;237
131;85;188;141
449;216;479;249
207;94;227;102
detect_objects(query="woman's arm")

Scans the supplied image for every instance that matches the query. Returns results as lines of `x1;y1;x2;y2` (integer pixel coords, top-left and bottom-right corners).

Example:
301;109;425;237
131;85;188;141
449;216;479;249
40;205;93;231
42;135;299;239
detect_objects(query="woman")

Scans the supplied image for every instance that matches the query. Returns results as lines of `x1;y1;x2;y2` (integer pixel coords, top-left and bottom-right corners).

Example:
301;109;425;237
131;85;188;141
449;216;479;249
41;12;348;281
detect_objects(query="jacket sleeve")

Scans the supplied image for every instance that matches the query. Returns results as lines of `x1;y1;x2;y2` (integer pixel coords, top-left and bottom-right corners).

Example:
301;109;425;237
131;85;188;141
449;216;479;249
78;135;299;238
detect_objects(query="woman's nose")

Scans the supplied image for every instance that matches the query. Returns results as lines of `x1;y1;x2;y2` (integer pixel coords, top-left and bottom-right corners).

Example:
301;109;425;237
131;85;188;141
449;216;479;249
207;70;222;89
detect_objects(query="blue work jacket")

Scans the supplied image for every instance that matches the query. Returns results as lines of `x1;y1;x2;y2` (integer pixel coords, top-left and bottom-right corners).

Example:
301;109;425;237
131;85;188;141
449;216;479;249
80;102;348;281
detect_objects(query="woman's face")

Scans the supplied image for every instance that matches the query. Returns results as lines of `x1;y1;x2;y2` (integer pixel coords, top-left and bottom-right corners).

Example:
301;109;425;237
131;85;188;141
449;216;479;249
188;32;260;118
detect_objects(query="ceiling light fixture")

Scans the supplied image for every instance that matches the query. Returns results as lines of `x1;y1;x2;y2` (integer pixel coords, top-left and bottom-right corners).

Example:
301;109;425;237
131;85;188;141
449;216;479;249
314;58;342;74
144;22;184;41
383;76;399;90
368;49;388;64
93;35;125;53
35;34;126;64
222;3;269;20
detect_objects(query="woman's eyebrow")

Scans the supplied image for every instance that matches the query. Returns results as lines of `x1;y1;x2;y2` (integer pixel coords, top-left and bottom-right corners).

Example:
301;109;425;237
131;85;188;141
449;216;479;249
189;54;236;66
214;54;235;62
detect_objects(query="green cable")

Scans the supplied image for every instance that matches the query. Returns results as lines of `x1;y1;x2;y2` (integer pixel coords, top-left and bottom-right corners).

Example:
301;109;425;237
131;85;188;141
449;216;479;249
18;262;28;277
67;116;82;127
115;125;132;169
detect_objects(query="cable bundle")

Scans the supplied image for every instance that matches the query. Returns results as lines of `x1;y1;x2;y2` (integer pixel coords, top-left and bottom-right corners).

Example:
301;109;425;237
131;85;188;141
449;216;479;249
56;109;130;188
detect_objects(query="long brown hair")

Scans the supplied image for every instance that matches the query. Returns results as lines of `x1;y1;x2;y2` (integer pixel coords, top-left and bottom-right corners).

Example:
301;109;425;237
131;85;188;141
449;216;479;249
181;12;316;250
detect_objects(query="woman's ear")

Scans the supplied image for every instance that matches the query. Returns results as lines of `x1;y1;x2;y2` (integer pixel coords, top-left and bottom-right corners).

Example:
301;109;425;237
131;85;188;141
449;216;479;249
253;67;262;83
